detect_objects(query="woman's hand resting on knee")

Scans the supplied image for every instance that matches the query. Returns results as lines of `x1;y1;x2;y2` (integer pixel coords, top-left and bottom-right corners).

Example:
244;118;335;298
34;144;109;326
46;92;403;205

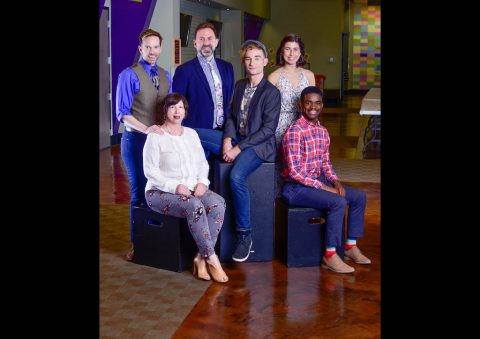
176;184;192;196
193;183;208;197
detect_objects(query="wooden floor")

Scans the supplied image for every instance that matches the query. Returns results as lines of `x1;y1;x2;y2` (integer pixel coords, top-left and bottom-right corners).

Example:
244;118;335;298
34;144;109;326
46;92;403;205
99;94;381;337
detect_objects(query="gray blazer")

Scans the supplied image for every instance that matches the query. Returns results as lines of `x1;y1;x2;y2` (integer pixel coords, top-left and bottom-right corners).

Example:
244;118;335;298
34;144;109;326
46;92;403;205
223;76;281;162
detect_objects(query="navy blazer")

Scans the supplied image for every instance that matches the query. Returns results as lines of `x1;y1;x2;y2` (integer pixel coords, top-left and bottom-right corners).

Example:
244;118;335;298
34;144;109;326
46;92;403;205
224;76;281;163
172;57;234;129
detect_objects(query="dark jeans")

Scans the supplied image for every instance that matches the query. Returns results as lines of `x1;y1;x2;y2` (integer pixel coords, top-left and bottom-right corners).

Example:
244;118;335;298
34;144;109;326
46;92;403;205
194;128;223;158
121;130;148;243
195;128;263;232
281;179;367;247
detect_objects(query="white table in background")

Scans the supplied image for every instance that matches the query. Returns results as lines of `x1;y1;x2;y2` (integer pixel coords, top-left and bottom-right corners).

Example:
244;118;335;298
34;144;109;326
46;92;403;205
360;87;381;116
358;88;381;157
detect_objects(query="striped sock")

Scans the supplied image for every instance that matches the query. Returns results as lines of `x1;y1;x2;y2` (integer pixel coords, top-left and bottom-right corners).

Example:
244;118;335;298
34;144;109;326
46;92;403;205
345;238;357;250
325;246;336;258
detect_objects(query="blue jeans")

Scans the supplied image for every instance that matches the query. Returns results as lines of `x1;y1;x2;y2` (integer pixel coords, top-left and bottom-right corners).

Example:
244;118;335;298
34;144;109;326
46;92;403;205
194;128;223;158
196;129;263;232
121;130;148;243
281;179;366;247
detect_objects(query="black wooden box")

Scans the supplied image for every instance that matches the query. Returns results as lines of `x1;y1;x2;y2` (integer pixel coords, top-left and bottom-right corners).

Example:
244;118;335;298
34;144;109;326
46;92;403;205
132;206;197;272
275;199;345;267
213;160;275;262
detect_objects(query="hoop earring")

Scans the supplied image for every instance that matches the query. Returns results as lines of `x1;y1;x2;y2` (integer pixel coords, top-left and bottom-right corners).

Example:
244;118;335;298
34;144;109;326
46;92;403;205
298;55;304;64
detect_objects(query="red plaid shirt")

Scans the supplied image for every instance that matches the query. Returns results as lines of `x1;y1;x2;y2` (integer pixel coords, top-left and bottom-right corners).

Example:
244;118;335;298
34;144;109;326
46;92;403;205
281;115;338;188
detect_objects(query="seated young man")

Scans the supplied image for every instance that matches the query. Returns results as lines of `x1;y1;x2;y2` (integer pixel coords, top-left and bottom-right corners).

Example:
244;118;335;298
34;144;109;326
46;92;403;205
281;86;371;274
195;40;281;262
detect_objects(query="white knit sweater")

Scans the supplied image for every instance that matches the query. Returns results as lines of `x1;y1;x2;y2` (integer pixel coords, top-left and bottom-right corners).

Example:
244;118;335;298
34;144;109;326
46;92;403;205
143;127;210;194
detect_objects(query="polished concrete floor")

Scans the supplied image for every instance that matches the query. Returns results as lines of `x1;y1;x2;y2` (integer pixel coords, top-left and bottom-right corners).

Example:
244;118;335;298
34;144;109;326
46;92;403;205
99;94;381;337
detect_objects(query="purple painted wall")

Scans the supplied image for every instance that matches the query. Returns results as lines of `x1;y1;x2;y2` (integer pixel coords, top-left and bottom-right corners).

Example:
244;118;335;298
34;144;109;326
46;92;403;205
244;12;264;41
99;0;105;18
110;0;157;134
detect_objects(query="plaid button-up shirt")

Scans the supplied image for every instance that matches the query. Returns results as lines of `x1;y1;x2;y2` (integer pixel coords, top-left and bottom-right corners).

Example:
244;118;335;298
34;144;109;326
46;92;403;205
281;115;338;188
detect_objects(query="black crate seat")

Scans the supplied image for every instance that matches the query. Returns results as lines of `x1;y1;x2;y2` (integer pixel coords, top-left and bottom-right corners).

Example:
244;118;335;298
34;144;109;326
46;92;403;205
213;160;275;263
275;199;345;267
132;206;197;272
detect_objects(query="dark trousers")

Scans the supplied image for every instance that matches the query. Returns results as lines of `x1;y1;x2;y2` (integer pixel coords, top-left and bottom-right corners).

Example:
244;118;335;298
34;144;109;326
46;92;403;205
281;179;366;247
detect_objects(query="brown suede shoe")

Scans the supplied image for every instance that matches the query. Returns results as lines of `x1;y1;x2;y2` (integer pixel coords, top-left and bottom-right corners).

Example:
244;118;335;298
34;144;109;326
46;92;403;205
344;246;371;264
321;253;355;274
126;248;134;261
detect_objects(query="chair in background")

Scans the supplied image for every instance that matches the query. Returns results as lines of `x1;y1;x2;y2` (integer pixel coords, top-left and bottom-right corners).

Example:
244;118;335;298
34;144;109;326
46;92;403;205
362;115;381;156
314;74;326;93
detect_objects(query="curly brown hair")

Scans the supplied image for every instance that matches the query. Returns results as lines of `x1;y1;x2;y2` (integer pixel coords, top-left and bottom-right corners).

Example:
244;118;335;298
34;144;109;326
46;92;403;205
156;93;189;125
275;33;306;67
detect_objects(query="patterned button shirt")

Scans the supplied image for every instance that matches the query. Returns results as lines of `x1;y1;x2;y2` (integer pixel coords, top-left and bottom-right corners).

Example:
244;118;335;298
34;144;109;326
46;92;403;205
281;115;338;188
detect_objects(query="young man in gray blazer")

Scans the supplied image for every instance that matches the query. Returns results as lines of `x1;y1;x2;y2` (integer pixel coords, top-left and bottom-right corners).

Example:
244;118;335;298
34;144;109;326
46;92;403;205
197;40;281;262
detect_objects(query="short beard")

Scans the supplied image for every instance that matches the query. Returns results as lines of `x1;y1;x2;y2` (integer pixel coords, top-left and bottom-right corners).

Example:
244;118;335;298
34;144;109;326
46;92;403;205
200;46;214;57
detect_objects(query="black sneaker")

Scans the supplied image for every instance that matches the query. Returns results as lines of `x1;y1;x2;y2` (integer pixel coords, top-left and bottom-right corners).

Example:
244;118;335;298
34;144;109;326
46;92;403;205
232;233;253;262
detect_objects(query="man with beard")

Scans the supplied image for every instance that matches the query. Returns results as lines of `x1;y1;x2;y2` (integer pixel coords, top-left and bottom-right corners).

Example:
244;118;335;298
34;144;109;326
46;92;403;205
172;22;234;134
281;86;371;274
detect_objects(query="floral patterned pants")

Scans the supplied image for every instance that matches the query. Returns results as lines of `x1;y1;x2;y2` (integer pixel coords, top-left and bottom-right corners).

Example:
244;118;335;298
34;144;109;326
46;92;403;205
145;189;226;257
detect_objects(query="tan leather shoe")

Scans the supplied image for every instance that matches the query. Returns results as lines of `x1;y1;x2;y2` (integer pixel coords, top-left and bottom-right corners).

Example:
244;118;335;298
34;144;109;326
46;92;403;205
344;246;371;264
321;253;355;273
126;247;134;261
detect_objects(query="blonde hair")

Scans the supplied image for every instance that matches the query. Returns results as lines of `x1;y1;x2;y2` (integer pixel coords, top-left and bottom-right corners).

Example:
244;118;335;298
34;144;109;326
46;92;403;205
240;40;267;62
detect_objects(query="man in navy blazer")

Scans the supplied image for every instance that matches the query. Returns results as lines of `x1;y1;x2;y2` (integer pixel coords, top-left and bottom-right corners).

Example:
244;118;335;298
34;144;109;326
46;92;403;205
194;40;281;262
172;22;234;132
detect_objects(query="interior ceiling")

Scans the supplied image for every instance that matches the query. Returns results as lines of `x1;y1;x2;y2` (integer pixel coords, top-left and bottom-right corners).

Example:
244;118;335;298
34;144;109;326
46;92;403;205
186;0;232;11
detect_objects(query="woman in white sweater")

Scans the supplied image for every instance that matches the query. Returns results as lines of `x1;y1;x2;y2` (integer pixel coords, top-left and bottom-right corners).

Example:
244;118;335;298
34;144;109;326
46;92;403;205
143;93;228;283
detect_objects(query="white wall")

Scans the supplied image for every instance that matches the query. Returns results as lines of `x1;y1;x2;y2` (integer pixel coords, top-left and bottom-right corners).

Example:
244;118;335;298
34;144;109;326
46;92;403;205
150;0;180;77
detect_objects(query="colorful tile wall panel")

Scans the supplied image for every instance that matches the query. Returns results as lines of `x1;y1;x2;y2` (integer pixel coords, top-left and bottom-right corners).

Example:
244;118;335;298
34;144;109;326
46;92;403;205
351;0;381;89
